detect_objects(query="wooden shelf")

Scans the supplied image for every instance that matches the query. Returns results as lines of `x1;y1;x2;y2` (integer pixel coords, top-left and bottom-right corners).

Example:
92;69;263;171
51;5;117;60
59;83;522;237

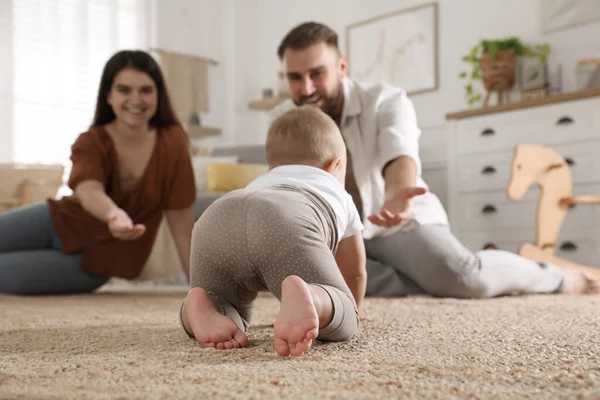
446;87;600;120
187;125;221;138
248;96;289;111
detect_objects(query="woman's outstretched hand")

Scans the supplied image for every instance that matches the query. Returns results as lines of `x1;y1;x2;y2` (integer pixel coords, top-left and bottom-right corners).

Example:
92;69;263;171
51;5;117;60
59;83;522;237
106;208;146;240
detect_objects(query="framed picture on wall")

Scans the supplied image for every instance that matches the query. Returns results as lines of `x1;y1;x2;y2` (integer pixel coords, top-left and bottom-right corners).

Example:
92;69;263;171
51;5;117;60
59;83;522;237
346;2;439;96
541;0;600;34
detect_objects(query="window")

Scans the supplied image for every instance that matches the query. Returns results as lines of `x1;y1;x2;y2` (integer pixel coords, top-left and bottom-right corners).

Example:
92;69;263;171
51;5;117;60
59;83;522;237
12;0;149;193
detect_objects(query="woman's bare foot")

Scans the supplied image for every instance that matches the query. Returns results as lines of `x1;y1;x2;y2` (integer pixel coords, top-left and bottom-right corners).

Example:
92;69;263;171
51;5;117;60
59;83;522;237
274;276;322;356
562;269;600;294
183;288;248;349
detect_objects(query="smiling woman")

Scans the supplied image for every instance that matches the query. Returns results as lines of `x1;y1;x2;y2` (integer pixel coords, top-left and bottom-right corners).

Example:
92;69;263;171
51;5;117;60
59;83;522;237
0;50;197;296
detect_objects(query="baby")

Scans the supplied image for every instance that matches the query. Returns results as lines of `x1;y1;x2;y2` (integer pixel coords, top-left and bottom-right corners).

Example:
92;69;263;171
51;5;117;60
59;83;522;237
180;105;366;356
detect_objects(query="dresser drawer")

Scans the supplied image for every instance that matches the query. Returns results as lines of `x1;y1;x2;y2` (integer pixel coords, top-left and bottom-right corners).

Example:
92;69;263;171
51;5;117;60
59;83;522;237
458;228;600;269
455;98;600;155
456;184;600;231
456;141;600;193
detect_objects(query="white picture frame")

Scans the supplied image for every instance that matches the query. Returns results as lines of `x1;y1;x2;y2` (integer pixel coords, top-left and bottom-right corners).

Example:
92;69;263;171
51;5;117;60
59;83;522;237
346;2;439;96
541;0;600;34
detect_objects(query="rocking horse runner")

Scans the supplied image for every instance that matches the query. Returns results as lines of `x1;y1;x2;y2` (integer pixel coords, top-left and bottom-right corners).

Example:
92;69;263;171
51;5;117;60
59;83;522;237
507;143;600;281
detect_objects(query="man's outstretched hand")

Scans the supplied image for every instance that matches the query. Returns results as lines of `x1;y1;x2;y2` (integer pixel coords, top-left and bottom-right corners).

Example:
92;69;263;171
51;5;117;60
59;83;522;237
367;186;427;228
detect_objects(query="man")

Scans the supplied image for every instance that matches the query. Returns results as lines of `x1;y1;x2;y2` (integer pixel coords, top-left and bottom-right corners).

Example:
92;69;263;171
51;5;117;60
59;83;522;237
271;21;599;298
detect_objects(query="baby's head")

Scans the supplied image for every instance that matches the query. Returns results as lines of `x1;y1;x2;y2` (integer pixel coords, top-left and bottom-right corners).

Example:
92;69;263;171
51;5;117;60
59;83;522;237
266;105;347;185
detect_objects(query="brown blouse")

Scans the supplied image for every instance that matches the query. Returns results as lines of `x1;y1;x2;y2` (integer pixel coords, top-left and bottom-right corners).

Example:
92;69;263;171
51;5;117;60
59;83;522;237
47;125;196;279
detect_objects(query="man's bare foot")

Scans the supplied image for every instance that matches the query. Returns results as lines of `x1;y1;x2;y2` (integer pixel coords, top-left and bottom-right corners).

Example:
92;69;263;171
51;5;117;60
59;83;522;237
274;276;320;356
562;269;600;294
183;288;248;349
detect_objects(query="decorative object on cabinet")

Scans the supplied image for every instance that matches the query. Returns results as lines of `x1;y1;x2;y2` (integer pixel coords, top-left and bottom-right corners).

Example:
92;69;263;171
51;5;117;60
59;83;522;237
459;38;550;107
520;88;550;101
576;58;600;91
346;2;439;96
519;56;549;91
446;87;600;270
541;0;600;34
507;143;600;280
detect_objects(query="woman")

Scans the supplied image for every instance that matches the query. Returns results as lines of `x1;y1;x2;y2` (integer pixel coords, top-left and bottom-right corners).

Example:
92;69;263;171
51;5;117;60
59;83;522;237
0;50;196;295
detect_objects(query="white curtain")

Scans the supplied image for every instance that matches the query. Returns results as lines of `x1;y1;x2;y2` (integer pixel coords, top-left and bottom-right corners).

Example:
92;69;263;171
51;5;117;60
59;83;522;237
11;0;149;172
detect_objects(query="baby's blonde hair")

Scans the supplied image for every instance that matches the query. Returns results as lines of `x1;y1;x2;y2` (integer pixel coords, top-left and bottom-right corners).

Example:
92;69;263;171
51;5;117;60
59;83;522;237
266;105;345;168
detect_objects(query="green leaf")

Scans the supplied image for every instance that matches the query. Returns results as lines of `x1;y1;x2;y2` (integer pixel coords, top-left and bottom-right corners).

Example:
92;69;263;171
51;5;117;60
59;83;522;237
459;71;467;78
487;42;499;59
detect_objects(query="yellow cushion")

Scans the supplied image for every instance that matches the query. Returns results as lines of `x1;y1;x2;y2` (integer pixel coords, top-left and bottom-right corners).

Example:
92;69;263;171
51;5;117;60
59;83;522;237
205;162;268;192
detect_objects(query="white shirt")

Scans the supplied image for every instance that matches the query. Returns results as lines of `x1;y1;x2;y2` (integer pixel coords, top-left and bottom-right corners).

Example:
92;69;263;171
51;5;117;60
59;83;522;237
246;165;364;240
271;77;448;240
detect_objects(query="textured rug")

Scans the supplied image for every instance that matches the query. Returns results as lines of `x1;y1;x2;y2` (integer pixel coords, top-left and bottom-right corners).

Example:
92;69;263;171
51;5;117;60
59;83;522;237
1;287;599;400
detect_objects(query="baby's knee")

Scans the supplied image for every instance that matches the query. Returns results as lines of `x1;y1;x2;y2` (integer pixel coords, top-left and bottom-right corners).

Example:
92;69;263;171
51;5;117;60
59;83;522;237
317;314;359;342
316;290;359;342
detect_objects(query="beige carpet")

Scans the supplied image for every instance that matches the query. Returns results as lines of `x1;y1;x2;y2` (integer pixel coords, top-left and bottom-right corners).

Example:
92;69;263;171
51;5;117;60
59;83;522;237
1;288;599;400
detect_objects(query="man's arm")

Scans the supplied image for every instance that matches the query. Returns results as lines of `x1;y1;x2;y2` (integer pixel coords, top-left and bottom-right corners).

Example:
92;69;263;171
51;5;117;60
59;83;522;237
377;89;422;186
368;90;427;227
334;232;367;308
166;207;195;282
383;156;417;193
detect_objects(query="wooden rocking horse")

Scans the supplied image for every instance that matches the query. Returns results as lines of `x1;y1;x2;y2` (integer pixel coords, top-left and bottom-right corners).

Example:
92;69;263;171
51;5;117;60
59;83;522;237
507;144;600;280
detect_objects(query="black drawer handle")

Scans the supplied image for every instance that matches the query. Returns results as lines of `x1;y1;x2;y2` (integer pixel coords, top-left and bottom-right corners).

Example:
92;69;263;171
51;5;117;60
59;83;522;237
481;204;497;214
483;243;498;250
559;241;578;252
481;128;495;136
481;166;496;175
564;157;575;167
556;116;574;125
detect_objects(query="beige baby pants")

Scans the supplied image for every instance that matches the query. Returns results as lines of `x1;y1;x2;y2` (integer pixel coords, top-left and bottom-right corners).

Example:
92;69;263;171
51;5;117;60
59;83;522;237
184;184;359;342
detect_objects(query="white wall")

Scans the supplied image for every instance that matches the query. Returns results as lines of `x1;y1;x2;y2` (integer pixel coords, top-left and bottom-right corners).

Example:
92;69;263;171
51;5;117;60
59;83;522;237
0;1;13;162
152;0;236;148
2;0;598;162
231;0;600;144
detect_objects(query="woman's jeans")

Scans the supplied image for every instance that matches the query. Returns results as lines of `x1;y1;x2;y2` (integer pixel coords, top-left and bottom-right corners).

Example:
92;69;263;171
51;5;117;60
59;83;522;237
0;203;109;295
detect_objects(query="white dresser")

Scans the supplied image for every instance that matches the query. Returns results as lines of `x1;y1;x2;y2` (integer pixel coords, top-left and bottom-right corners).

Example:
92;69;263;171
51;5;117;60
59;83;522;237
445;89;600;268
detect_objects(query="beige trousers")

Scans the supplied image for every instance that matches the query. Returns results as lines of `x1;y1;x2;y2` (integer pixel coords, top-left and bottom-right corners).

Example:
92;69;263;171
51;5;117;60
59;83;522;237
186;185;359;342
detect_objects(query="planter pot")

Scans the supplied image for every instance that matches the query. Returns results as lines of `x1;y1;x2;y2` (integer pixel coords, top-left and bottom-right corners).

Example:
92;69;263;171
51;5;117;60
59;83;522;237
480;49;516;91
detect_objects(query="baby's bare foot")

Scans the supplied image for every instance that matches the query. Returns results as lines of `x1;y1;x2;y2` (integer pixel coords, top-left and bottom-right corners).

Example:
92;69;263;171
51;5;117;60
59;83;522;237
184;288;248;349
274;276;319;357
562;269;600;294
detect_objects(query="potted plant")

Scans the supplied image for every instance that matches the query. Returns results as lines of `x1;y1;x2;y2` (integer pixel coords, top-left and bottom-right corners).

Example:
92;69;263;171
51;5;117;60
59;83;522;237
459;37;550;106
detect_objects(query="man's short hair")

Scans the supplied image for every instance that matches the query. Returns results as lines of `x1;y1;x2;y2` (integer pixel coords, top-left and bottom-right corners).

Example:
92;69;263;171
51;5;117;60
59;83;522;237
266;105;345;168
277;22;339;60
